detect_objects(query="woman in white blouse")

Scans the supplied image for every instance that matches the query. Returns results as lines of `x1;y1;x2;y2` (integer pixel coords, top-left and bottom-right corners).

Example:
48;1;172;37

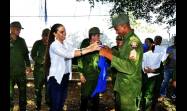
45;23;100;111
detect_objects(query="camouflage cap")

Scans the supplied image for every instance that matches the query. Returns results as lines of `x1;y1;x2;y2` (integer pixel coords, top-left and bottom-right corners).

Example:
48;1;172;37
110;13;129;29
10;21;24;29
89;27;102;35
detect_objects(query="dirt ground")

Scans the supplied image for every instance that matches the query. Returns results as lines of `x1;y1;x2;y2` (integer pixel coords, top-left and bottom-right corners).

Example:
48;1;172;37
13;79;115;111
12;71;176;111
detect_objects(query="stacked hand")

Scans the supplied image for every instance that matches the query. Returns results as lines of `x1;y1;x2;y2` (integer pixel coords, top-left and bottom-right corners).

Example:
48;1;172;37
87;41;101;52
144;67;155;73
99;46;112;60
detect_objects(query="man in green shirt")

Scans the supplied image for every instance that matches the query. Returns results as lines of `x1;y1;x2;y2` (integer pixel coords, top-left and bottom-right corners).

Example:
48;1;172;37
31;28;50;110
100;13;143;111
78;27;102;111
10;21;32;111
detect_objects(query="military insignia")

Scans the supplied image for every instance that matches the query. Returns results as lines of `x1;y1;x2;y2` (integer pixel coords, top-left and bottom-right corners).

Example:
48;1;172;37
129;49;137;61
131;41;138;49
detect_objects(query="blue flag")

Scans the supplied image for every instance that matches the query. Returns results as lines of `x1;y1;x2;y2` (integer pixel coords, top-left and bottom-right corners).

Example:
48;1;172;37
91;56;109;97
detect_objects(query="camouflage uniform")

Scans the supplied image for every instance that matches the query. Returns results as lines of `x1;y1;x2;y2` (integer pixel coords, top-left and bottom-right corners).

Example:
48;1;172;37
110;45;118;86
111;31;143;111
31;39;49;110
110;36;123;87
78;37;100;111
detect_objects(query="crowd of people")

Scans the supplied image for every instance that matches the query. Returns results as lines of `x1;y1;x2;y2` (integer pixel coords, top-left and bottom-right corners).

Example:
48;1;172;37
10;13;176;111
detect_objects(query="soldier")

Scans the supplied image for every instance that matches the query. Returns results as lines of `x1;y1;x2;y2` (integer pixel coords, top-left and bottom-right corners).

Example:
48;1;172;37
78;27;102;111
10;21;32;111
31;28;50;110
99;13;143;111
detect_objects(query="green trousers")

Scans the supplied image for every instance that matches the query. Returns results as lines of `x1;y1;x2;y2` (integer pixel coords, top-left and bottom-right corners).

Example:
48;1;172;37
33;66;50;110
141;74;162;111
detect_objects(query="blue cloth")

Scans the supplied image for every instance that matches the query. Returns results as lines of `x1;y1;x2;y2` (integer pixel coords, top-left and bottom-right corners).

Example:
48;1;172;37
143;44;148;53
91;56;109;97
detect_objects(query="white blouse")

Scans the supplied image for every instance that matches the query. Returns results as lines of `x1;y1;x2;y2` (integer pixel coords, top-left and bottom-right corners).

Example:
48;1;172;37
48;39;77;84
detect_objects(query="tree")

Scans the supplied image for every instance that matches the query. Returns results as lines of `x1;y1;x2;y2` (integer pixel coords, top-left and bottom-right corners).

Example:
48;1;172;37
77;0;176;26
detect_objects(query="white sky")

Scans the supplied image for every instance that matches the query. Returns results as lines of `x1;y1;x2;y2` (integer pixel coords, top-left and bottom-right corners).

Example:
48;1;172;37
10;0;176;48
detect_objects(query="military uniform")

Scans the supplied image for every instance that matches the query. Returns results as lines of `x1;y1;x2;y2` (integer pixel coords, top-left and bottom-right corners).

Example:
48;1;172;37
31;40;49;110
110;45;118;86
78;37;100;111
110;31;143;111
99;13;143;111
110;36;123;86
10;36;30;111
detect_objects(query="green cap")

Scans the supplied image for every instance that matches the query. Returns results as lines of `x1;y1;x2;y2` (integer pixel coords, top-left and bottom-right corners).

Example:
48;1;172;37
110;13;129;29
89;27;102;35
42;28;50;37
10;21;24;29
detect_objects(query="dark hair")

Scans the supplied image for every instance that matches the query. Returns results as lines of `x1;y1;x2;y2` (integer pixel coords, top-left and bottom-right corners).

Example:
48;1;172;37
154;35;162;40
154;35;162;45
42;28;50;37
145;38;155;51
145;38;154;44
89;33;96;40
44;23;63;77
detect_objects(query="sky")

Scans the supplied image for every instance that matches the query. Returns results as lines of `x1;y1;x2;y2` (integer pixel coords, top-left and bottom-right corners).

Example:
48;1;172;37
10;0;176;49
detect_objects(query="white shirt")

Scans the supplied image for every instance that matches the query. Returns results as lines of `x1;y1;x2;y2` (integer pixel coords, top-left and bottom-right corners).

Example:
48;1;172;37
47;39;77;84
142;50;163;78
154;45;167;62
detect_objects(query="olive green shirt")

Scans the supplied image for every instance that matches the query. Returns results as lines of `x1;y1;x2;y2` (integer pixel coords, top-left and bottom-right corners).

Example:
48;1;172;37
31;40;47;67
10;36;30;74
78;38;100;96
111;31;143;110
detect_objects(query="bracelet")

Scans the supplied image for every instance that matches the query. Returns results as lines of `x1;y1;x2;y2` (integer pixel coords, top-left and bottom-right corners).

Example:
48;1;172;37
80;49;83;56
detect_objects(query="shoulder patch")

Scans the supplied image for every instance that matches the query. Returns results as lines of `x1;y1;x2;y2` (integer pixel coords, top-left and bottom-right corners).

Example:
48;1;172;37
129;49;137;61
131;41;138;48
130;36;139;49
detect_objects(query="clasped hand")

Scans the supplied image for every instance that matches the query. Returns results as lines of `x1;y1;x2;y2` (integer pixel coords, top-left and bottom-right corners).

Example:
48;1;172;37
99;46;112;60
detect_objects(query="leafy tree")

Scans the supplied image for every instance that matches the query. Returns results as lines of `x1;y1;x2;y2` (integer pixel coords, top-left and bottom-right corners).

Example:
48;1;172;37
77;0;176;26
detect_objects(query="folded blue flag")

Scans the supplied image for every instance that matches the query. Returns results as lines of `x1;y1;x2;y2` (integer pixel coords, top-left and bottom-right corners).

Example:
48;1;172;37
91;56;109;97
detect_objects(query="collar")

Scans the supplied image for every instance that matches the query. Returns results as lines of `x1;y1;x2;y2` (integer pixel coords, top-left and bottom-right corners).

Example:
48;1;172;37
122;30;134;42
